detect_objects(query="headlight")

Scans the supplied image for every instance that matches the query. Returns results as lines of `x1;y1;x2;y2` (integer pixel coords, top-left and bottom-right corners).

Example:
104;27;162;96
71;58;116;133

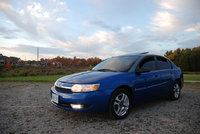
54;80;60;87
71;84;100;92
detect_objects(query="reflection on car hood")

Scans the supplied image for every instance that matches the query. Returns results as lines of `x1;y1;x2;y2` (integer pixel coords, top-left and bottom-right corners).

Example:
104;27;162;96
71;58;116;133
58;71;123;84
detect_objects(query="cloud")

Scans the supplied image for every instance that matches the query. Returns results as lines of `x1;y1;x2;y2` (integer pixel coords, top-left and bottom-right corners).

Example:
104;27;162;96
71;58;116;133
87;20;134;33
152;12;176;31
87;0;104;6
85;31;118;46
54;28;153;58
158;0;200;12
0;0;38;37
1;44;69;56
17;9;25;16
58;1;65;6
55;31;108;56
0;26;20;39
56;17;67;23
56;40;75;50
88;0;144;15
54;30;136;58
185;22;200;32
55;39;105;58
178;37;200;48
121;26;134;31
151;11;180;35
136;29;142;33
0;0;70;41
155;0;200;26
26;2;50;19
158;0;179;11
1;0;199;60
148;0;200;43
86;20;121;32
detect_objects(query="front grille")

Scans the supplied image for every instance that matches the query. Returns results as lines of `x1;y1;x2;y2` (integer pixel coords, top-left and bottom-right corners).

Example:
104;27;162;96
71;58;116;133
58;101;71;108
55;86;72;93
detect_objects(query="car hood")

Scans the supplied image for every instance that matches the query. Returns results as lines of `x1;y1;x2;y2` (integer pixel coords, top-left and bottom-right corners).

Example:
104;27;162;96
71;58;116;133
58;71;123;84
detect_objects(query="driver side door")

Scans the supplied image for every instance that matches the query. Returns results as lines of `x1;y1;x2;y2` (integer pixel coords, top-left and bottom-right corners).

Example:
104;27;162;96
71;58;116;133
133;56;160;103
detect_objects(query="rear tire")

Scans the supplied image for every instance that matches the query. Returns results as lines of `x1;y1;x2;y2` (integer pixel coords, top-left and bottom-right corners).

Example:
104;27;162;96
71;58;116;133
170;82;181;100
108;88;131;119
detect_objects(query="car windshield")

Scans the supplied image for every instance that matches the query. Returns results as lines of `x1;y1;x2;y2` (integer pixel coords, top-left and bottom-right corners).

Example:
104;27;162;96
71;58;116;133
92;55;140;72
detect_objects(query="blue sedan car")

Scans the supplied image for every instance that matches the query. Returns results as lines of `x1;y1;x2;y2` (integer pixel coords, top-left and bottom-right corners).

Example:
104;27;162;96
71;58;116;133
51;53;183;119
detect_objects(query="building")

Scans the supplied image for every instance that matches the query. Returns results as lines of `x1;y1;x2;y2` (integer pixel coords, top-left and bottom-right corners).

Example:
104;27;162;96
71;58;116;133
0;54;21;65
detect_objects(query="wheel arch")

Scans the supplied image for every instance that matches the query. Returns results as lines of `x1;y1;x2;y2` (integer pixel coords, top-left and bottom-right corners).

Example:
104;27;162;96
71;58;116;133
175;78;183;89
108;85;133;119
111;85;133;103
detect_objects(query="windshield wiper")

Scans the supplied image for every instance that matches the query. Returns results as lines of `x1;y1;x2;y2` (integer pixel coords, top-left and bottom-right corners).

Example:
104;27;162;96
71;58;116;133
96;69;117;72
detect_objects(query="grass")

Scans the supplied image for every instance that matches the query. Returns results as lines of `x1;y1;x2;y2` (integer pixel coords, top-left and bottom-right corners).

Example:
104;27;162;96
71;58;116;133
183;74;200;81
184;82;200;87
0;73;199;82
0;75;65;82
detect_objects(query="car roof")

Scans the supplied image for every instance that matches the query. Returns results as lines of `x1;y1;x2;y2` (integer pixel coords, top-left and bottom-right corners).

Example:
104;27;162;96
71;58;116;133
110;53;171;63
116;53;166;58
115;52;150;57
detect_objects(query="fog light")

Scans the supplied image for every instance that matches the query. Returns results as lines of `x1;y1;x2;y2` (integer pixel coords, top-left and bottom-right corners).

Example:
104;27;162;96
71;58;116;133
70;104;83;109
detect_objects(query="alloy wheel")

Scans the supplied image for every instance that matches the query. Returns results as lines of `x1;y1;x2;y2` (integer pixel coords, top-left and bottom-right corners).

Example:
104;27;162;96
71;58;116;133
173;83;180;99
113;93;130;117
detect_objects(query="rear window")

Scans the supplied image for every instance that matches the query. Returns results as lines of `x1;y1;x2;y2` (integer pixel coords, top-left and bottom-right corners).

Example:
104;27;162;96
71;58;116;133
156;56;171;70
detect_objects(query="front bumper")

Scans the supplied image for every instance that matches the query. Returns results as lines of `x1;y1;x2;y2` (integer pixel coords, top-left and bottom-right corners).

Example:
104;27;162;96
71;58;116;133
50;86;111;112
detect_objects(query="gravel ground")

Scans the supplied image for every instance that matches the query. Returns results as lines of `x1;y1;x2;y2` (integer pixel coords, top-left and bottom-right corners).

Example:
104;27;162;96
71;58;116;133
0;82;199;134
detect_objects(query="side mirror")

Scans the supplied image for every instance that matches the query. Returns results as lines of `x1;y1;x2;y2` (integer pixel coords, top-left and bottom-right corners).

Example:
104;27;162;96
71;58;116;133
135;68;150;75
135;68;142;75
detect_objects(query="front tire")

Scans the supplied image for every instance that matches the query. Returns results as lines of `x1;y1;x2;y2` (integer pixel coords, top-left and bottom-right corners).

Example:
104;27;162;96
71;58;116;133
170;82;181;100
109;88;131;119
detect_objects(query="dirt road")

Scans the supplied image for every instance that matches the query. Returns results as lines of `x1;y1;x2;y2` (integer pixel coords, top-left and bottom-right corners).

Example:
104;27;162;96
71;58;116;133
0;82;199;134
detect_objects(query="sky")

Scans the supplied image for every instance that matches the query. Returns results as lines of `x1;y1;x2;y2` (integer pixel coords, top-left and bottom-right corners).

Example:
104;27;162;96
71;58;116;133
0;0;200;60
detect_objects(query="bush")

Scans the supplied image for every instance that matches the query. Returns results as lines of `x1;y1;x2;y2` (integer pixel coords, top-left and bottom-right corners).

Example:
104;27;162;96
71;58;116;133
0;66;90;77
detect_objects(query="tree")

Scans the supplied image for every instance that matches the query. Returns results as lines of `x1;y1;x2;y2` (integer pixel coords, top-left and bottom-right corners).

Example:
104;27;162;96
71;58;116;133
41;56;102;67
6;59;12;69
165;46;200;71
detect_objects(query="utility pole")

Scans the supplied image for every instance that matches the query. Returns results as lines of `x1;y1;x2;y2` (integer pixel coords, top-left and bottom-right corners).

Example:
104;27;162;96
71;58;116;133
37;47;39;63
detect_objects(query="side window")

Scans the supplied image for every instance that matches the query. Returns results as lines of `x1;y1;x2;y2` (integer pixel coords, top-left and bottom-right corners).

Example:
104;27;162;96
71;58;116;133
139;56;156;71
156;56;171;70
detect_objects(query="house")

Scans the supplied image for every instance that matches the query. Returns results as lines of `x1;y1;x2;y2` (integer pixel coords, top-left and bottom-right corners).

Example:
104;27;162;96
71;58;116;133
9;56;20;65
0;54;21;65
0;54;7;65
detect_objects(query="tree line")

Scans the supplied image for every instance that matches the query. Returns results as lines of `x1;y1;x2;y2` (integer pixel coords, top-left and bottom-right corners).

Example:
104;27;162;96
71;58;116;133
40;56;102;67
165;46;200;71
